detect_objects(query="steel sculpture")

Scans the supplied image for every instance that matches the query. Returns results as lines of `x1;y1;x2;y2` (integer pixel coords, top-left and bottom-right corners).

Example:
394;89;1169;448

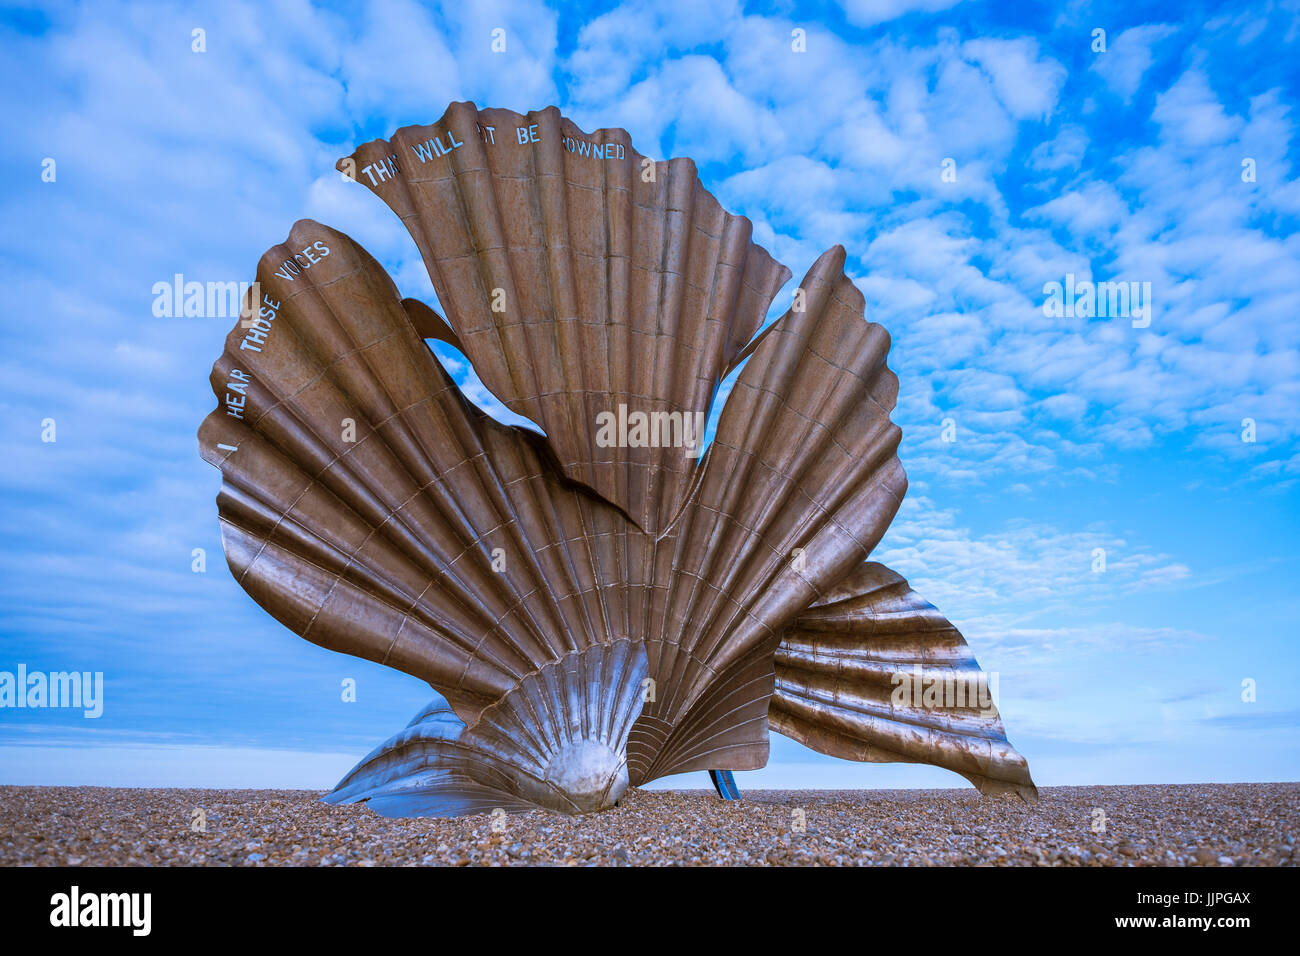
199;103;1037;817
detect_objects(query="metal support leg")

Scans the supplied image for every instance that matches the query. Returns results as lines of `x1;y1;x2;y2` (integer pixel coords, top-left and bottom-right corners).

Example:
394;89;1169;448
708;769;740;800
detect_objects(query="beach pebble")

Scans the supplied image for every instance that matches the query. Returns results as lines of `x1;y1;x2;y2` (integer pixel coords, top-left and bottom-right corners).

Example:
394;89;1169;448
0;784;1295;867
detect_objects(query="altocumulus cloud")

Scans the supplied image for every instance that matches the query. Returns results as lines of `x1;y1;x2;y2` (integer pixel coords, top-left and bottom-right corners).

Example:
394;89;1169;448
0;0;1297;789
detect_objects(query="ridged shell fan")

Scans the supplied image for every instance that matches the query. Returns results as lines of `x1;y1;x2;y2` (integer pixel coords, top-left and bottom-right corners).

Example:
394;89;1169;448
199;102;1037;817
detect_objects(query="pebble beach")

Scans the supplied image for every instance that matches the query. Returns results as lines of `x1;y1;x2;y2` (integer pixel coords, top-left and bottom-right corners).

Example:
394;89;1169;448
2;783;1295;867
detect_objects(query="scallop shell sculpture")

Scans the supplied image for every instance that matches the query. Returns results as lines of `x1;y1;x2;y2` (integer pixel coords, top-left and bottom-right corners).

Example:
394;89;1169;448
199;102;1037;816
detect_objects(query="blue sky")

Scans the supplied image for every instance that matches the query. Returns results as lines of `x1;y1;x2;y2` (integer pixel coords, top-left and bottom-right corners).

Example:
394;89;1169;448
1;0;1297;792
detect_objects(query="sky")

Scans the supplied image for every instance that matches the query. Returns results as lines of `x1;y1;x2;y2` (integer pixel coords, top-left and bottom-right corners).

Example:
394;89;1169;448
1;0;1297;794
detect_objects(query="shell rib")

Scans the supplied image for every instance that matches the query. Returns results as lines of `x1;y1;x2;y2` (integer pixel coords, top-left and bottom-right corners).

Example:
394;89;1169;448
197;221;650;753
770;562;1038;800
321;696;538;818
628;245;908;783
326;641;647;815
340;102;791;536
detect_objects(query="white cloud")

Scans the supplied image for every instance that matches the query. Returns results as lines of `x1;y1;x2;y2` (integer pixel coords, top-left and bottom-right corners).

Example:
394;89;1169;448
1152;67;1243;147
836;0;967;29
876;495;1199;624
1028;123;1088;171
963;37;1067;120
1090;23;1178;100
1024;180;1128;239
